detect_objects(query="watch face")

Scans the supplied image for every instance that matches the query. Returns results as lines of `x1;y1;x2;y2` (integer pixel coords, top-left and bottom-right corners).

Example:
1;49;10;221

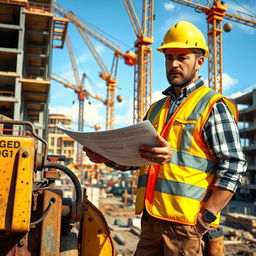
203;210;217;223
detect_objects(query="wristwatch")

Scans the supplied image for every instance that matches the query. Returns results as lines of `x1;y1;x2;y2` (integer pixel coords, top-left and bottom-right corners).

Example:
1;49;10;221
201;209;217;223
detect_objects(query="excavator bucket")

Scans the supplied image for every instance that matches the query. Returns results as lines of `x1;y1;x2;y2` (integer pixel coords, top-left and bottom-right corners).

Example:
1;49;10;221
79;190;115;256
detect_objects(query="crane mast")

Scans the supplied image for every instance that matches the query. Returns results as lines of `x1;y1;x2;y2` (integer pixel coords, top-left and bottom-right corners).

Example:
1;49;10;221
170;0;256;93
123;0;154;123
206;0;227;94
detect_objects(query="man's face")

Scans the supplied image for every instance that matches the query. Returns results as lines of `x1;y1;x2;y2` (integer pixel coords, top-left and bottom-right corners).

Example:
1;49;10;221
165;48;204;87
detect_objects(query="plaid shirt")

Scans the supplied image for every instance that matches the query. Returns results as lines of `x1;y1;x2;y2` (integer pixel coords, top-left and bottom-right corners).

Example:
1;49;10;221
107;77;247;193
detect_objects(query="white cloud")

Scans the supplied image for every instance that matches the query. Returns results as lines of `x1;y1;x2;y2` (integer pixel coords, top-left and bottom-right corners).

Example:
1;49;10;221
49;104;78;123
230;91;242;99
114;98;133;127
83;101;105;127
203;73;238;93
223;73;238;91
162;13;201;33
164;2;176;11
114;91;165;127
76;54;90;64
230;83;256;99
152;90;165;102
49;101;105;129
95;44;104;54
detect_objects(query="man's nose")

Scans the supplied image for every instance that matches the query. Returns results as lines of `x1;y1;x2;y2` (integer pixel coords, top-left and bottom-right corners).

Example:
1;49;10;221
169;59;179;69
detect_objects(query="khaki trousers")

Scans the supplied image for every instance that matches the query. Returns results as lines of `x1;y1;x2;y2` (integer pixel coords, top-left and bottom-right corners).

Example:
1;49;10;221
135;211;205;256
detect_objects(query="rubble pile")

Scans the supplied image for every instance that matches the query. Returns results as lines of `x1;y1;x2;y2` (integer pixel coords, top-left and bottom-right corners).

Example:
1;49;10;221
225;213;256;234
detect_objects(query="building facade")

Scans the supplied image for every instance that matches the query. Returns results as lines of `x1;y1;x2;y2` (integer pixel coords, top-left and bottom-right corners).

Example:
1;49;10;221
233;88;256;201
0;0;67;140
48;114;75;163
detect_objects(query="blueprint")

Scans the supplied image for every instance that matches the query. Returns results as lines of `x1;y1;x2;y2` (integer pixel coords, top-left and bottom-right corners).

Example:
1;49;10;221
57;120;159;166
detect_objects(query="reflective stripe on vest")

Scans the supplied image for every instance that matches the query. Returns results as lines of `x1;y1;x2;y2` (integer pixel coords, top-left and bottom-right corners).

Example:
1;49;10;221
135;85;238;226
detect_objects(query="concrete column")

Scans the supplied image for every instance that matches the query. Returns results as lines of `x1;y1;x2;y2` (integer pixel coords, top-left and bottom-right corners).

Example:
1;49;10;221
47;13;54;79
37;111;45;153
253;89;256;107
14;7;25;121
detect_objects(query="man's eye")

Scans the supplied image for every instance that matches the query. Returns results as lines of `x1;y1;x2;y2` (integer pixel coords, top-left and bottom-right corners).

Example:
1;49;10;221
178;56;187;61
165;57;173;62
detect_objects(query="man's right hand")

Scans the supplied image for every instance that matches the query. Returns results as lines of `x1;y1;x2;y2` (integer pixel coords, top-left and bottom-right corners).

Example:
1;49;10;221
83;147;112;164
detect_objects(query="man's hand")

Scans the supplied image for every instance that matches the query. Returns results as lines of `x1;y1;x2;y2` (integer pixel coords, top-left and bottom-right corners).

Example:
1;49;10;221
83;147;112;164
195;212;211;236
139;135;172;165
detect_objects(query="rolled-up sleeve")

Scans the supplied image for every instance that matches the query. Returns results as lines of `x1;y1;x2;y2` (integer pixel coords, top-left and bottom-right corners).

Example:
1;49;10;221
203;101;247;192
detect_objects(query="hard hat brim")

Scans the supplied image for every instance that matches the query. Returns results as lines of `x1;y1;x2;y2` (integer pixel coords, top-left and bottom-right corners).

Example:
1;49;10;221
157;42;209;58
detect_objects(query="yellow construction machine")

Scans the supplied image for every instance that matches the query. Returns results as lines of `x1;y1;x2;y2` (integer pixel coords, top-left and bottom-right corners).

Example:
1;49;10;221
0;119;115;255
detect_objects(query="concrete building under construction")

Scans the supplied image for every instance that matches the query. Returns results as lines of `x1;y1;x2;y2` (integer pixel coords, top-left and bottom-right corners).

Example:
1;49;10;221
233;89;256;201
0;0;67;138
48;113;75;163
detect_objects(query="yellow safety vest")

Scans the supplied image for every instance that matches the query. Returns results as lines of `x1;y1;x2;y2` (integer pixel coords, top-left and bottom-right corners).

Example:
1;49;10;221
135;85;238;226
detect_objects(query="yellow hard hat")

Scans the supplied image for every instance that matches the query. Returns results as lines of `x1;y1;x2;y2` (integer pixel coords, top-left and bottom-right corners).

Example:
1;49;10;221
157;21;209;58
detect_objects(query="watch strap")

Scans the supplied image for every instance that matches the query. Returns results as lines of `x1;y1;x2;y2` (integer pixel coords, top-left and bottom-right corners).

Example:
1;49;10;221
202;209;217;223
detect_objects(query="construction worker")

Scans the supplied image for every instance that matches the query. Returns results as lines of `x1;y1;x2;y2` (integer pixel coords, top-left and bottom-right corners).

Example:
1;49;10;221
83;21;247;256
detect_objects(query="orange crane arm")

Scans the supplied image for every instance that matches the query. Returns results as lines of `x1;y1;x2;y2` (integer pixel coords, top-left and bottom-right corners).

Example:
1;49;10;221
66;32;81;87
170;0;210;11
55;3;131;58
170;0;256;27
123;0;154;45
55;2;136;65
123;0;143;37
76;27;109;76
142;0;154;41
51;73;76;90
51;73;106;104
224;12;256;27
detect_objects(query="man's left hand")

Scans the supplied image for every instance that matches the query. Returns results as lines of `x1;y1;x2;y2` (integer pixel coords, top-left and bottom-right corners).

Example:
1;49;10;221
139;135;172;165
195;212;211;236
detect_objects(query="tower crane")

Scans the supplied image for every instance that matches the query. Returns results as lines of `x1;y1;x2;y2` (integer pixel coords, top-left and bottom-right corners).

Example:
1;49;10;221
51;73;106;106
75;27;119;131
169;0;256;93
123;0;154;123
51;72;106;165
54;2;136;129
55;31;107;164
65;32;85;133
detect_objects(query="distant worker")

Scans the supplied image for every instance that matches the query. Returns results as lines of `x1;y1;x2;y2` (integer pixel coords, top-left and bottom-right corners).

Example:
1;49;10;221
83;20;247;256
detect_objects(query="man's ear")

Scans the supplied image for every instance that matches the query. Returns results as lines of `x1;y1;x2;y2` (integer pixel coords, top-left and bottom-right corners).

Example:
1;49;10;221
196;56;204;70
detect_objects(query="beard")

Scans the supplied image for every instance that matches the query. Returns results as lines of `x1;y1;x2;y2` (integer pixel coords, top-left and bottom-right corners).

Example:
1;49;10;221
166;62;198;87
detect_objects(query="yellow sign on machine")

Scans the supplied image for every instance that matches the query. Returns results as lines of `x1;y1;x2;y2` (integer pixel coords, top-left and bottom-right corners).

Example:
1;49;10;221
0;136;35;232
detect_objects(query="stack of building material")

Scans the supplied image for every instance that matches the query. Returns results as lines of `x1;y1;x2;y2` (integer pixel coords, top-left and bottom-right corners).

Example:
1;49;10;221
225;213;256;233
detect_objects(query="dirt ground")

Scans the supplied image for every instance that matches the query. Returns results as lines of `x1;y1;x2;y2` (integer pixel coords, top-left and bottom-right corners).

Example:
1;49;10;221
99;195;256;256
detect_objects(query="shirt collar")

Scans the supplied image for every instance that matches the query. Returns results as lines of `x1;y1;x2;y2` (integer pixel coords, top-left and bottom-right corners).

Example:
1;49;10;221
162;77;205;99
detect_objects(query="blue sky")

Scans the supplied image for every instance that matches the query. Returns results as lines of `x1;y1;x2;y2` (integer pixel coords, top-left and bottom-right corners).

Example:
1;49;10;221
50;0;256;131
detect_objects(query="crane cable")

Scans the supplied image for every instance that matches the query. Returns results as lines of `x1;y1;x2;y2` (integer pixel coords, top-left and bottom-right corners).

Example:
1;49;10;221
230;0;256;16
74;13;134;51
